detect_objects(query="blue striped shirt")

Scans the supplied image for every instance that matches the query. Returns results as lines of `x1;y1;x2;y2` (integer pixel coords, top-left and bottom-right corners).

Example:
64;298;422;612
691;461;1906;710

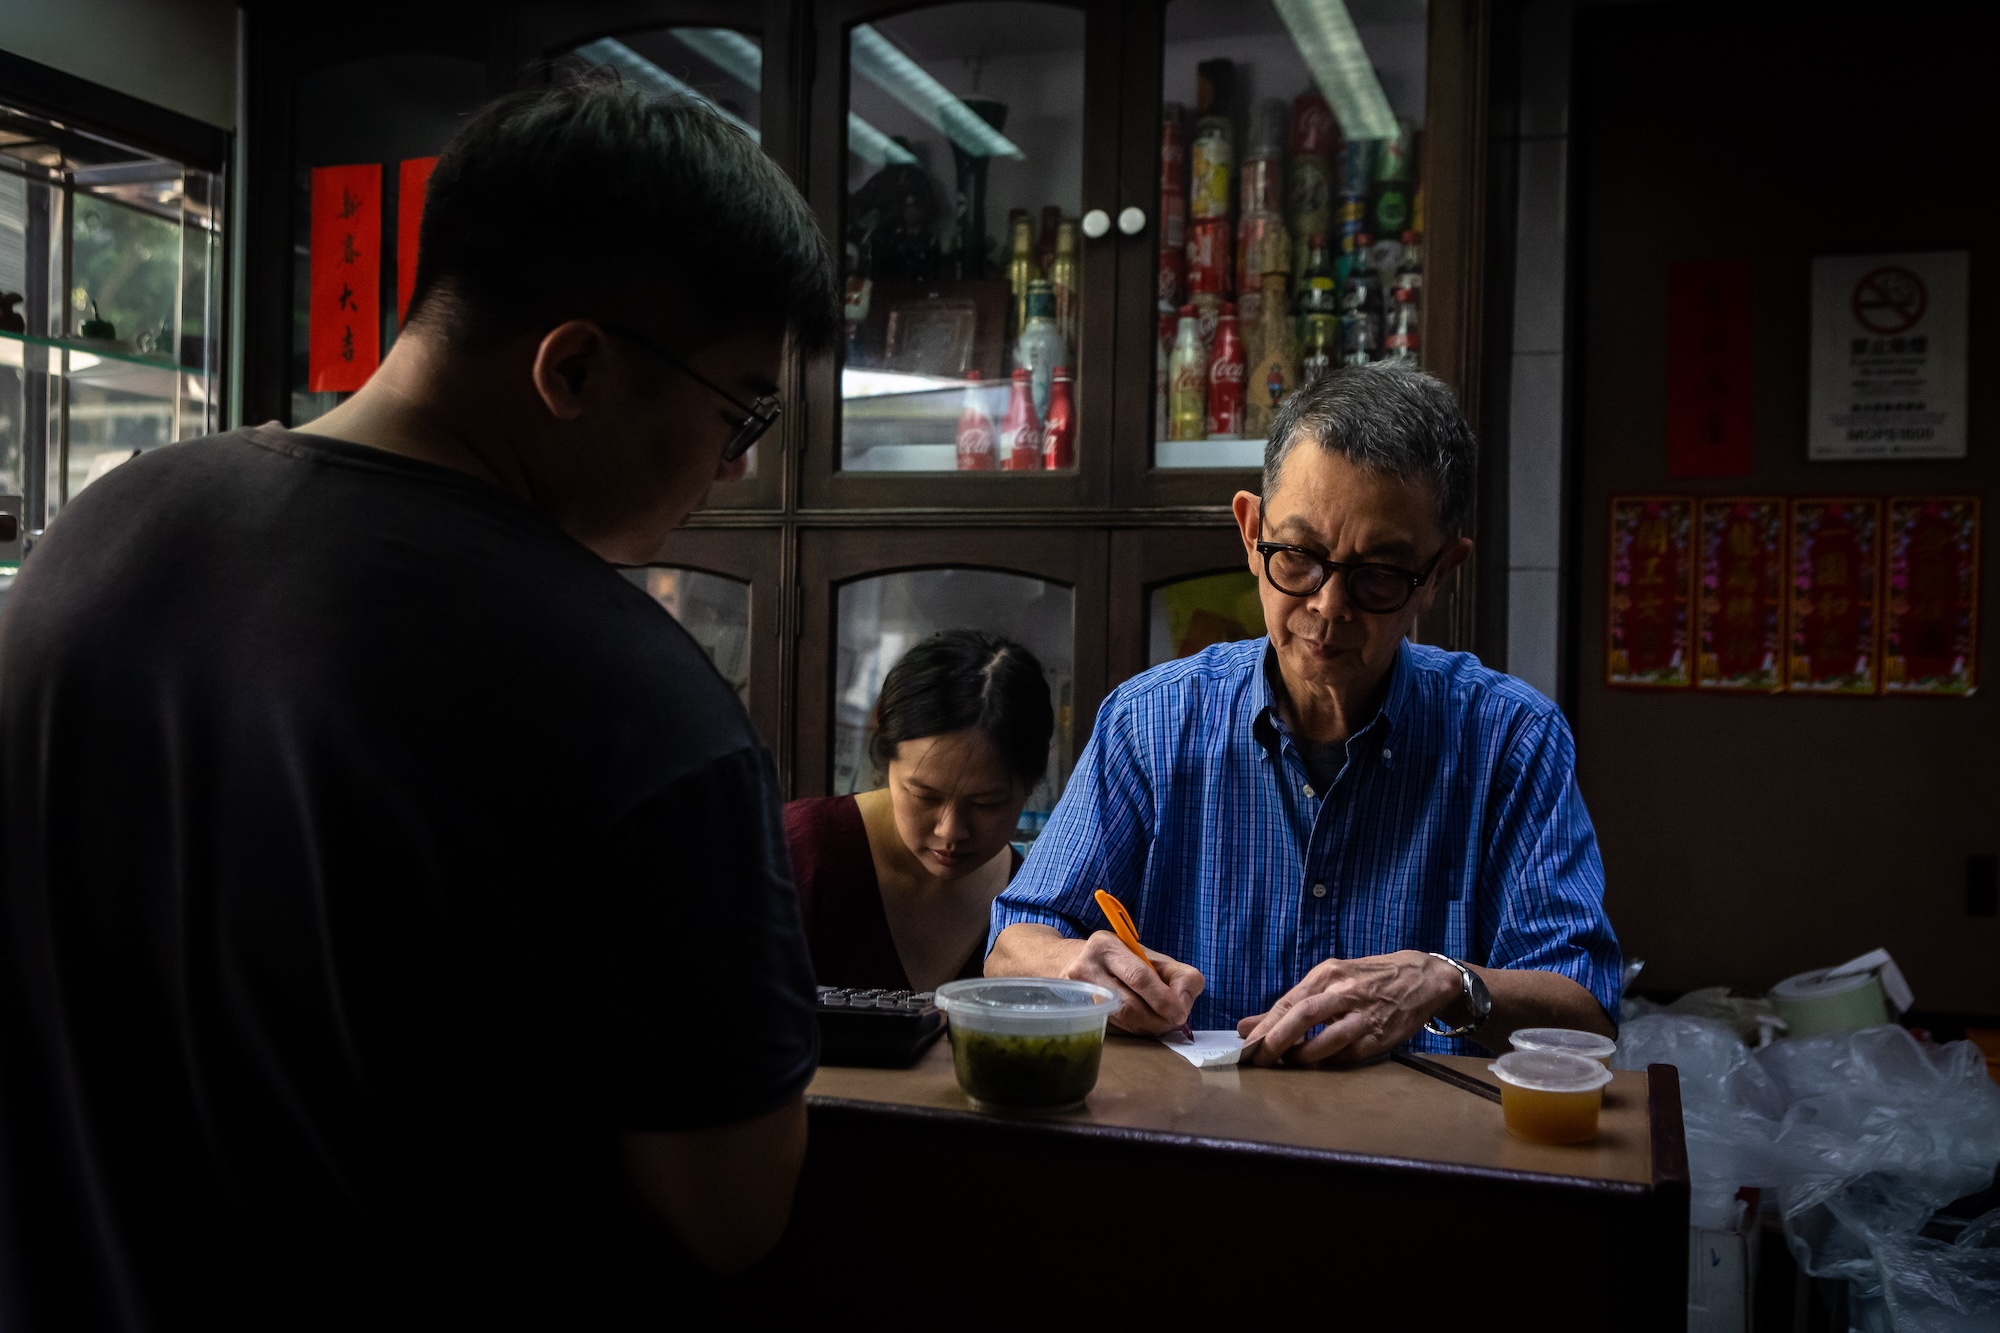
990;637;1621;1055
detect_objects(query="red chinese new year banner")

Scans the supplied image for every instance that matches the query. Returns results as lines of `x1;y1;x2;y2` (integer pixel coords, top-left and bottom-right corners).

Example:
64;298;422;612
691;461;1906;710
1787;498;1882;695
1696;498;1785;692
1608;496;1694;688
308;164;382;393
397;156;438;325
1884;496;1980;696
1666;259;1755;478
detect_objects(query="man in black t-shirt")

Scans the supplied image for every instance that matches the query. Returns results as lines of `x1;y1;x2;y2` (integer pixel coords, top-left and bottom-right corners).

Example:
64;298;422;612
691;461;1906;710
0;77;838;1329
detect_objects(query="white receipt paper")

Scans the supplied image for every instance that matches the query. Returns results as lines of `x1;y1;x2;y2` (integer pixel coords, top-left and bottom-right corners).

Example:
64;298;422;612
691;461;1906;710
1158;1030;1248;1068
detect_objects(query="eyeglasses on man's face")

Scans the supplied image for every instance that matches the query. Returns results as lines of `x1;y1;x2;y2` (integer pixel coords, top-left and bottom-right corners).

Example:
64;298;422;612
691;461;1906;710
1254;539;1447;614
601;324;781;463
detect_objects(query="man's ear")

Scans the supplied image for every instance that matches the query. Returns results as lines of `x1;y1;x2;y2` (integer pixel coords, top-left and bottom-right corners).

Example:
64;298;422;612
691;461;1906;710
530;320;607;422
1231;490;1263;572
1414;536;1476;614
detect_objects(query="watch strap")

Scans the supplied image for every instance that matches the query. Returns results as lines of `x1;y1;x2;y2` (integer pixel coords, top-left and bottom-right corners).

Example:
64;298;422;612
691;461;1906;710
1423;952;1489;1038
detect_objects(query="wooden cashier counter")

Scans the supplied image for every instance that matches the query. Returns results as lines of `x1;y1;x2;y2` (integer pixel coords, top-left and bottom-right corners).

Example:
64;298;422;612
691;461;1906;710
789;1027;1686;1325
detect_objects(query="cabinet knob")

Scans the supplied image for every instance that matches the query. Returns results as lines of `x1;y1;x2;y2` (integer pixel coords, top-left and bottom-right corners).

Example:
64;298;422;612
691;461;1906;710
1080;209;1111;239
1117;206;1147;236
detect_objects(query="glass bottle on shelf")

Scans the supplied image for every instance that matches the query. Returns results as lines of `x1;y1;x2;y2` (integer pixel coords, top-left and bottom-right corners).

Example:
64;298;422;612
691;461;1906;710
1288;93;1337;284
1049;219;1081;350
1295;232;1338;363
1245;273;1297;439
1006;215;1037;348
1014;279;1066;419
999;367;1043;471
1340;241;1383;367
1042;367;1076;469
1168;306;1208;442
956;370;997;471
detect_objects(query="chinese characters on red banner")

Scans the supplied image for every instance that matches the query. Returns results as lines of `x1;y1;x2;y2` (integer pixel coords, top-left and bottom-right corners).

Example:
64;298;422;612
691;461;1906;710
1884;497;1980;696
1608;496;1694;688
1696;498;1785;692
1787;498;1881;695
308;164;381;393
397;157;438;325
1666;260;1754;478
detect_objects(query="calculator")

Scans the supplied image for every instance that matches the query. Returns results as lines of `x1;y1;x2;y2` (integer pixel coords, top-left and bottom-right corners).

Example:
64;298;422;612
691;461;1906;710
815;986;947;1068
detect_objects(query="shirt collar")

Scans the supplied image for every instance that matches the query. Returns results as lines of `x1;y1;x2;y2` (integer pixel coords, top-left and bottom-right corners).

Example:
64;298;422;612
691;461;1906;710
1251;637;1413;753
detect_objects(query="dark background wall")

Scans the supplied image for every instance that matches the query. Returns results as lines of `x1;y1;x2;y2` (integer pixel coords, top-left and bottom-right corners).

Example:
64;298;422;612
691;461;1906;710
1571;1;1999;1014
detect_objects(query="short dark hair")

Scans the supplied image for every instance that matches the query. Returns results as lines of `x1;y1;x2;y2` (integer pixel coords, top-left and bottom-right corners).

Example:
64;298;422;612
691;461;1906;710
408;70;839;352
1263;363;1477;536
868;630;1054;789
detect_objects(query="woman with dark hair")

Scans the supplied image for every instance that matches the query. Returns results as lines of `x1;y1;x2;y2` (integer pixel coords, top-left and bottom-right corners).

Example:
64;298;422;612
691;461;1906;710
786;629;1055;993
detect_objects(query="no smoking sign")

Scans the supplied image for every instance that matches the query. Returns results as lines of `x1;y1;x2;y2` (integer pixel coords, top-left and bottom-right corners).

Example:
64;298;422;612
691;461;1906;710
1810;250;1967;460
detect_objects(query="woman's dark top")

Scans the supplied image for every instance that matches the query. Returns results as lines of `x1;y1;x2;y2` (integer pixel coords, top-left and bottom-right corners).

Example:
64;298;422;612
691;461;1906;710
785;794;1022;992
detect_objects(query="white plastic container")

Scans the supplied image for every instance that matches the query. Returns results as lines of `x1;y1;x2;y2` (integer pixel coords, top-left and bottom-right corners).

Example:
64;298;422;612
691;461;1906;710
1509;1026;1618;1067
933;978;1121;1112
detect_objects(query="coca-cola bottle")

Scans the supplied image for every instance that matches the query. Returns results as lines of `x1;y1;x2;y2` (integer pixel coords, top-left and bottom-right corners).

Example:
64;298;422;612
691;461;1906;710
955;370;996;471
1206;302;1245;440
999;368;1043;471
1384;285;1420;365
1042;366;1076;469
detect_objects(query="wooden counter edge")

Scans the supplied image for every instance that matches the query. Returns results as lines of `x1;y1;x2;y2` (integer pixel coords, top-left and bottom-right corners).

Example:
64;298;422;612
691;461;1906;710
1644;1063;1692;1332
805;1090;1657;1200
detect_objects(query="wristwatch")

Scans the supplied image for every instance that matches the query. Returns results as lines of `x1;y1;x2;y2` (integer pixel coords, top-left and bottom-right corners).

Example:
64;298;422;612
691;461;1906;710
1423;953;1493;1037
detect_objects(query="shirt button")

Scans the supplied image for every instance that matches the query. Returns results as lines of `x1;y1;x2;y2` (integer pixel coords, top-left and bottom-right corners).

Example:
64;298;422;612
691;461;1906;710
1302;783;1316;798
1382;747;1393;760
1311;883;1327;898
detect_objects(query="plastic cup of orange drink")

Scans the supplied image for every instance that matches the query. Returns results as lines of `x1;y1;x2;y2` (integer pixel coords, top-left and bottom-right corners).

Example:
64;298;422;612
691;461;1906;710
1489;1050;1614;1145
1508;1027;1617;1067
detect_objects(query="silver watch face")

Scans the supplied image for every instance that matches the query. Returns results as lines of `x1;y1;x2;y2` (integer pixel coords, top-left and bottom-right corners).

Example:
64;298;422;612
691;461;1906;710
1465;966;1493;1022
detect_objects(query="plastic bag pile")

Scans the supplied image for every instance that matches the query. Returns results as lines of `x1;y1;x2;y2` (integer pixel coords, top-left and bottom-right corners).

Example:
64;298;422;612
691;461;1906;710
1615;1015;2000;1331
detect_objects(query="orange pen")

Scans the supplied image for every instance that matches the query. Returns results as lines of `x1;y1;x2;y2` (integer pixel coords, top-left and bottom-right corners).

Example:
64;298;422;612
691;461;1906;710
1093;889;1195;1041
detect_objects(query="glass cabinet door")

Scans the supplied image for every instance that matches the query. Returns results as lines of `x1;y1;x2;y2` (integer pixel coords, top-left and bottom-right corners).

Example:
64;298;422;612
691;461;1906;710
0;99;224;531
1151;0;1429;471
833;568;1073;843
807;0;1116;506
626;565;754;705
1148;569;1265;664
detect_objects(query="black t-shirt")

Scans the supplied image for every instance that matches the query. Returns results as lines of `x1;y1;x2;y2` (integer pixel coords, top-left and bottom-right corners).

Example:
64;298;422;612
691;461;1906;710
0;426;818;1330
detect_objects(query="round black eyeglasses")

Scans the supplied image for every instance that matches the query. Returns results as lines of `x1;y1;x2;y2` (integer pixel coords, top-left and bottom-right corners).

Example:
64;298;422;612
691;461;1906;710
602;324;781;462
1254;540;1447;614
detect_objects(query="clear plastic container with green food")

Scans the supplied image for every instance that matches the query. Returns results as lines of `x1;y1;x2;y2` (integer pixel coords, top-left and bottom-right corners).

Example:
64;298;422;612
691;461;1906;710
933;978;1122;1112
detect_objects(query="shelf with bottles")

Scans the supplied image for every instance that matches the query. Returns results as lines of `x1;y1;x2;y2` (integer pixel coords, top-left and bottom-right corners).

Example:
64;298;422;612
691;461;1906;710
837;4;1087;475
1154;0;1429;470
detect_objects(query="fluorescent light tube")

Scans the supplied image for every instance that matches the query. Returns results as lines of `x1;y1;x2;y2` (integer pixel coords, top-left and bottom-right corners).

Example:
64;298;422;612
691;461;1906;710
654;29;916;167
849;24;1024;160
1270;0;1399;141
577;39;760;142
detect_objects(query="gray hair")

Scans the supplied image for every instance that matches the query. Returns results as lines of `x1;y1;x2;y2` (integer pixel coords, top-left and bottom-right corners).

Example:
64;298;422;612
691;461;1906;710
1262;363;1477;536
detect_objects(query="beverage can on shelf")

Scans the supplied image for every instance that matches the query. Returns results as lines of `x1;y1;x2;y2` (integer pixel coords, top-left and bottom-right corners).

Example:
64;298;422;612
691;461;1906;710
1235;212;1290;296
956;370;996;471
1042;366;1076;468
1339;139;1375;197
1374;116;1416;184
1187;217;1232;295
1290;92;1337;157
1190;290;1224;348
1206;302;1245;439
1189;115;1234;220
999;368;1044;471
1159;105;1188;307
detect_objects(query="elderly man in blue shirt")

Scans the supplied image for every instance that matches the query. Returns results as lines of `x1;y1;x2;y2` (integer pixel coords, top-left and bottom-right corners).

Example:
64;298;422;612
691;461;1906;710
988;364;1619;1064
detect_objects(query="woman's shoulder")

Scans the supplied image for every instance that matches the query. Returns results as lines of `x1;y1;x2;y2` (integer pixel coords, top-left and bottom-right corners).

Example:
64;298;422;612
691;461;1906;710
783;792;863;841
782;794;871;905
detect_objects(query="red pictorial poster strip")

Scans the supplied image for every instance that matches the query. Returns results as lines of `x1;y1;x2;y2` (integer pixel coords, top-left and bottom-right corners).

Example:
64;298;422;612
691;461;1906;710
397;157;439;325
308;164;382;393
1786;497;1882;695
1607;495;1695;689
1695;497;1786;693
1883;496;1980;697
1666;259;1754;478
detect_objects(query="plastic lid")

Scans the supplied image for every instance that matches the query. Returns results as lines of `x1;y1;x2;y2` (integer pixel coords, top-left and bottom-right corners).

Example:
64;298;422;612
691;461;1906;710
1489;1049;1612;1094
1510;1028;1617;1062
934;977;1118;1017
1770;968;1877;1000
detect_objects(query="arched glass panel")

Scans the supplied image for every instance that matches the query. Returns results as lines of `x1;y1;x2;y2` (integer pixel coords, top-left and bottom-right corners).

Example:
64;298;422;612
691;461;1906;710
627;566;752;705
1148;569;1266;665
1154;0;1428;468
839;5;1086;474
834;567;1072;842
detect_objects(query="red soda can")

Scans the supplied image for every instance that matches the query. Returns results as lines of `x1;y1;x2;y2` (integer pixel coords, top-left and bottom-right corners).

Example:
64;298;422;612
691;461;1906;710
955;370;996;471
1158;186;1187;305
999;368;1043;470
1041;366;1076;469
1206;303;1245;438
1236;213;1275;295
1187;217;1232;295
1160;104;1187;193
1290;92;1337;157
